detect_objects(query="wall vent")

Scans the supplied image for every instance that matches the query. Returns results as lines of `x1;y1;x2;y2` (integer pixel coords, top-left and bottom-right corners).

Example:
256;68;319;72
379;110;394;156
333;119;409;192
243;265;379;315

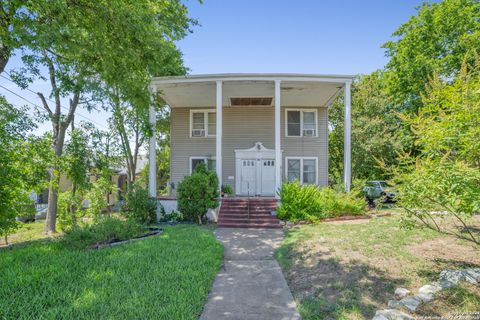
230;97;273;106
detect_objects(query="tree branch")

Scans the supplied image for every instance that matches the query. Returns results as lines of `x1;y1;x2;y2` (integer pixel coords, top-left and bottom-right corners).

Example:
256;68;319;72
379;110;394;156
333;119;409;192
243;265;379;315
37;92;53;118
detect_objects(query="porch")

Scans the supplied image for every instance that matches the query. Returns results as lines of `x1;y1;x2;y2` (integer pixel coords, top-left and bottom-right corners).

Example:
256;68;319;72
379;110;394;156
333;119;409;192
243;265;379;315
148;73;354;198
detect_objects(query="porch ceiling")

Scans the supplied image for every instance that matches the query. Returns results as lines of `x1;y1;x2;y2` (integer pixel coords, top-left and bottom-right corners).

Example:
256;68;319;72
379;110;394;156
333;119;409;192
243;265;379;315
151;73;354;108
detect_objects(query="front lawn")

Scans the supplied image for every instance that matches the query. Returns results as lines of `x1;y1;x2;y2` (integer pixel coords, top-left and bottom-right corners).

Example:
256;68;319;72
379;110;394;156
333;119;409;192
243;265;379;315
276;212;480;319
0;224;223;319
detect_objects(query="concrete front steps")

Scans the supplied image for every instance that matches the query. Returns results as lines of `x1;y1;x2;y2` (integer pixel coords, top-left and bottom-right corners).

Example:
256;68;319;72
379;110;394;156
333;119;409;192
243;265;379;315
218;198;281;228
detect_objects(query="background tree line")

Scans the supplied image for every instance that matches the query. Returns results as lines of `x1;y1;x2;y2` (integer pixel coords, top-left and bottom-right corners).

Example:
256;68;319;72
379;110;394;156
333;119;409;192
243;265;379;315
328;0;480;242
0;0;195;235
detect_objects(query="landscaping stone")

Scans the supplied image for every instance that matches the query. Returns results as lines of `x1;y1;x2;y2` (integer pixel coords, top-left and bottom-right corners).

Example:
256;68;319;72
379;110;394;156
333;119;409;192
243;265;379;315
394;288;410;300
439;269;465;288
415;293;434;303
388;296;422;312
463;268;480;284
374;268;480;319
372;309;414;320
418;283;442;296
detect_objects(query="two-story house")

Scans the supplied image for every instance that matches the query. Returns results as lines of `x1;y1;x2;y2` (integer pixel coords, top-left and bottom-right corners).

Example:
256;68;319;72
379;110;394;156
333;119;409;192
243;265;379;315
147;73;353;201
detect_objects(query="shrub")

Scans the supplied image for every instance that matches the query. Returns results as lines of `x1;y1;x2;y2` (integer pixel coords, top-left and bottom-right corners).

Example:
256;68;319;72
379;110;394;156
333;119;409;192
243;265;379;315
58;190;84;231
177;163;219;224
394;158;480;244
221;184;234;196
86;176;116;219
277;181;366;222
122;184;157;224
63;216;145;249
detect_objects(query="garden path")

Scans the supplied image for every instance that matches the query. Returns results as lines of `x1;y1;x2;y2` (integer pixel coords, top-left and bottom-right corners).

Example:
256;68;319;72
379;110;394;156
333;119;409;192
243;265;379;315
200;228;300;320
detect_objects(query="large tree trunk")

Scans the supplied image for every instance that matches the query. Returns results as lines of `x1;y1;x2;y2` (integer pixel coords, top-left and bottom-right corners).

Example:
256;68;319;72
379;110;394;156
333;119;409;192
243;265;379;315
45;125;67;234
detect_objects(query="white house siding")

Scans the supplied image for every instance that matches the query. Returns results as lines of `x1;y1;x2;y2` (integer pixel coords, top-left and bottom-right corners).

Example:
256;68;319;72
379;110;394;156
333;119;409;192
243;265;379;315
169;106;328;194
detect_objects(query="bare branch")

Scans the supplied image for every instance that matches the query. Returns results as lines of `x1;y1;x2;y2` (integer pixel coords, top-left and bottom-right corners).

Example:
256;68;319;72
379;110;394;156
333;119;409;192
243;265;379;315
64;92;79;126
36;92;53;118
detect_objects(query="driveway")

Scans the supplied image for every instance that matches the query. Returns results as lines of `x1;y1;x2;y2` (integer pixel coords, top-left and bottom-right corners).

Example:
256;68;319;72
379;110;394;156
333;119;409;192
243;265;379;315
200;228;300;320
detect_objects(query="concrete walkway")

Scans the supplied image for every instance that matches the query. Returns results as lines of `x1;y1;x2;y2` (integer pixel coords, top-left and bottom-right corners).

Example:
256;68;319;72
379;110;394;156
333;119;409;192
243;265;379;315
200;228;301;320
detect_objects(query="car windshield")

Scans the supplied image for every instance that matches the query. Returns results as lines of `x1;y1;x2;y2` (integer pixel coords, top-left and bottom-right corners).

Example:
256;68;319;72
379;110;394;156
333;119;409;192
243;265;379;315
379;182;389;188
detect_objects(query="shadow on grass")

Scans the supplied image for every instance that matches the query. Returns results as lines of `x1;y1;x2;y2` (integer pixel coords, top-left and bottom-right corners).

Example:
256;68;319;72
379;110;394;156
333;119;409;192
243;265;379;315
276;233;406;320
0;225;223;320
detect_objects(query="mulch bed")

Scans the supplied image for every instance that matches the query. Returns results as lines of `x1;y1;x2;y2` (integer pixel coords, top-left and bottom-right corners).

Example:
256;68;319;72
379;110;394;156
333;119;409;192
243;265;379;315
91;228;163;250
321;212;392;222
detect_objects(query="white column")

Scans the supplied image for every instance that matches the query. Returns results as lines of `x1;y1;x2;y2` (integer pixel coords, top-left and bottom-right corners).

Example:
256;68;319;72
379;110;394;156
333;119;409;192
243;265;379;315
148;86;157;198
274;80;282;198
344;81;352;192
216;81;223;189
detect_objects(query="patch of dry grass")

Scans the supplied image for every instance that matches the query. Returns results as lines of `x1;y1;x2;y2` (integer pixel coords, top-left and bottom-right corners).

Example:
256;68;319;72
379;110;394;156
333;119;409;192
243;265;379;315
276;212;480;319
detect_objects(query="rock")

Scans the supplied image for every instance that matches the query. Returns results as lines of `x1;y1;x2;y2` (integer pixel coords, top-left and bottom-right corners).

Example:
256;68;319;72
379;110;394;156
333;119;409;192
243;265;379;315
418;283;442;296
372;309;414;320
415;293;434;303
463;268;480;284
439;269;464;287
389;296;422;312
394;288;410;300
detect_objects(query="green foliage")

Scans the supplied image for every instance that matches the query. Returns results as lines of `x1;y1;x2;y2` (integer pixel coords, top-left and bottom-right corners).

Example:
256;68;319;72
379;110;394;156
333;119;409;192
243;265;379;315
0;225;223;319
177;163;219;224
383;0;480;113
62;216;145;250
0;96;48;243
405;58;480;166
85;177;116;219
122;184;157;225
221;184;234;195
157;145;170;194
328;72;403;182
394;59;480;244
57;190;84;231
63;129;91;192
277;181;366;222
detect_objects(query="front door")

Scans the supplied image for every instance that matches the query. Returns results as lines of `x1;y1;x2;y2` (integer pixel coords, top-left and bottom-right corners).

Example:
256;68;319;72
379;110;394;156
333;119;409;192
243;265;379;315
240;159;257;196
239;158;275;196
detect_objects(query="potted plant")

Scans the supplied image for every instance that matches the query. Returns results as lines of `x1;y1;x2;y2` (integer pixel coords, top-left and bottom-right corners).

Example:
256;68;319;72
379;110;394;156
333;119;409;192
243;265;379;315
221;185;234;198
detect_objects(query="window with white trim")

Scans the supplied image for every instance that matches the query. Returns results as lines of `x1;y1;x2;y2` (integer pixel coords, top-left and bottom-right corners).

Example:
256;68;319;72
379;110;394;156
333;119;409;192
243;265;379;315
190;157;216;173
286;157;317;184
190;110;216;137
286;109;317;137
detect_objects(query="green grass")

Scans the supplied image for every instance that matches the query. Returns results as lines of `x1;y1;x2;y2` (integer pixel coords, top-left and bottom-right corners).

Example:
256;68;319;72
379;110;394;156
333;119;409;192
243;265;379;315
0;225;223;319
276;214;480;319
1;220;51;246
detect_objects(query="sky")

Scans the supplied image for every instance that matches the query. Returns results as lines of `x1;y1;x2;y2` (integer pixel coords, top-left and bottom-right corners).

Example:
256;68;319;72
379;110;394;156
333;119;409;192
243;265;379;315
0;0;427;134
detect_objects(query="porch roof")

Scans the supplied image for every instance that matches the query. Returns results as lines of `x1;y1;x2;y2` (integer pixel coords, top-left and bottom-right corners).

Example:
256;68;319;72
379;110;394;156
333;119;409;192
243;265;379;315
150;73;354;108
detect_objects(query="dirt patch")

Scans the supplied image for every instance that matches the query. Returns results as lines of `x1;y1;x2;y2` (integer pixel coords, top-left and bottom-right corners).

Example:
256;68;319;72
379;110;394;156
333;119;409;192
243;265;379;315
407;237;480;266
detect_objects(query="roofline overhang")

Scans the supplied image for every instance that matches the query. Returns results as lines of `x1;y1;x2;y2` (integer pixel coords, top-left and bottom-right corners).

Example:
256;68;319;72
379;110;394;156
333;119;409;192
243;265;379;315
150;73;354;87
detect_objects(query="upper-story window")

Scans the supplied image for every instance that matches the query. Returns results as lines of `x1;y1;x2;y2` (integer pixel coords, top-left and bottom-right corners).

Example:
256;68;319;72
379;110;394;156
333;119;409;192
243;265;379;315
190;109;216;137
286;109;317;137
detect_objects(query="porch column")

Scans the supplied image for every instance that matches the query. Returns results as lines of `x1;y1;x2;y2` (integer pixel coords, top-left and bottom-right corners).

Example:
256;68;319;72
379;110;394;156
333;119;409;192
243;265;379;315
148;86;157;198
344;81;352;192
274;80;282;198
216;80;223;188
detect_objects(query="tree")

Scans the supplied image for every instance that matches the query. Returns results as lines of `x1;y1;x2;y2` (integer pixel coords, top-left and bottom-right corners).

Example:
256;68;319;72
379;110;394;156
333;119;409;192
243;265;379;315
7;0;196;233
393;58;480;244
0;96;49;244
328;71;403;182
58;128;91;229
383;0;480;113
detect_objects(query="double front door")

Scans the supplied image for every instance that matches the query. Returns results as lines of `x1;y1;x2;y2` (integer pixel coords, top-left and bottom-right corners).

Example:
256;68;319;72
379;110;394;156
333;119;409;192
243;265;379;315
239;158;275;196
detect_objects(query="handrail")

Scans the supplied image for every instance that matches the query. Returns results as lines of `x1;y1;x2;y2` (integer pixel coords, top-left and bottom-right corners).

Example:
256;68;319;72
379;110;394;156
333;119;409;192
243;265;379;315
247;197;250;222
